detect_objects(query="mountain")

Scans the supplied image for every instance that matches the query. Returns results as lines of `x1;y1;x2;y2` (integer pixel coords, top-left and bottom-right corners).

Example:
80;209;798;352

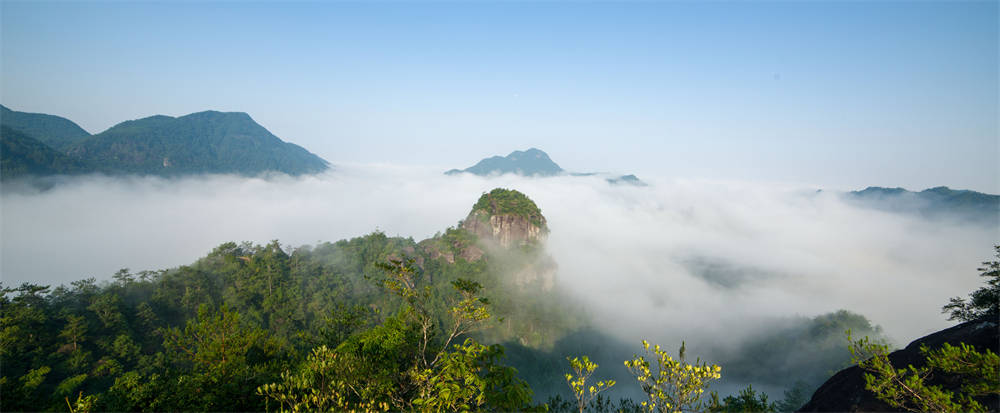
446;148;563;176
0;125;87;179
845;186;999;225
0;104;92;151
446;148;645;185
67;111;329;176
799;318;999;411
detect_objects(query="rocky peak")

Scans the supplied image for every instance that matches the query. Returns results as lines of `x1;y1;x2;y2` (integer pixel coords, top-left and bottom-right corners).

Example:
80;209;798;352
461;188;547;248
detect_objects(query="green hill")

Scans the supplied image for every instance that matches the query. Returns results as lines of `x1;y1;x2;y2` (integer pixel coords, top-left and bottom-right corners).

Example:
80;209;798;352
68;111;329;176
0;125;88;179
0;104;92;151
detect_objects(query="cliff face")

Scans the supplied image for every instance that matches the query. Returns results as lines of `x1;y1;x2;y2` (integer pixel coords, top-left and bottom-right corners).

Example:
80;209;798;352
461;210;547;249
797;318;999;412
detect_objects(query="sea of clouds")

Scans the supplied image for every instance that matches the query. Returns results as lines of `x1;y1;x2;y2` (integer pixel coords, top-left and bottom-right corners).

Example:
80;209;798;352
2;164;995;348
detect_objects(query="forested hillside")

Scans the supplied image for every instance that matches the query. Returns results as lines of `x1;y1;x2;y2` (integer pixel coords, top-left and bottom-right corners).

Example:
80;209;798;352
0;105;91;151
0;106;329;180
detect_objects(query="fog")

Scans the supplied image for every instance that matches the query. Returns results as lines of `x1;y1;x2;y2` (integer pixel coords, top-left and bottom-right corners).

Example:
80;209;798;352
2;165;995;348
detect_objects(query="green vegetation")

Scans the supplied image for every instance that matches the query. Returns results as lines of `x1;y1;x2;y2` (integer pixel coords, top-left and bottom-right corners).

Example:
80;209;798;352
0;231;579;411
624;341;722;412
69;111;328;176
0;106;329;179
0;126;88;179
564;356;615;413
472;188;547;229
942;245;999;322
846;245;1000;412
848;334;999;412
0;104;91;151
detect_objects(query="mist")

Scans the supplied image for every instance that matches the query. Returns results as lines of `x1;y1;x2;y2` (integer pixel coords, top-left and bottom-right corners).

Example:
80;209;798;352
2;164;994;351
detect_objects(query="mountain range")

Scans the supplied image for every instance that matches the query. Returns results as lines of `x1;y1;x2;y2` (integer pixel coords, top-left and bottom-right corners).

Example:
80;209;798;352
845;185;999;225
0;105;329;180
446;148;646;186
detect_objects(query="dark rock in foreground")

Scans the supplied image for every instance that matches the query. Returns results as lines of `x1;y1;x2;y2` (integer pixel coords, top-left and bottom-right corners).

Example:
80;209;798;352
798;318;999;412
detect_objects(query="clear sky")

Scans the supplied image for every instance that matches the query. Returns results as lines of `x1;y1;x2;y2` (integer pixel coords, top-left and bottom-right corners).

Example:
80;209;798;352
2;1;997;192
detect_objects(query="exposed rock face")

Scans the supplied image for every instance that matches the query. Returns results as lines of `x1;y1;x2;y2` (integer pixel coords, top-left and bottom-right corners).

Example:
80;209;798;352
461;210;546;248
798;318;999;412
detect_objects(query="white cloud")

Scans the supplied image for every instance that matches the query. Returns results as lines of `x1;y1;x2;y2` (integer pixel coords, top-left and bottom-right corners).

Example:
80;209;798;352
1;165;994;346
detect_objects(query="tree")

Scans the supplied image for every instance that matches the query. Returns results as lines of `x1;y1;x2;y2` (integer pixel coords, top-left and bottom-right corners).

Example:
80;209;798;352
163;304;284;411
59;314;88;352
942;245;999;322
258;258;534;412
709;385;774;412
564;355;615;413
847;331;999;412
625;341;722;413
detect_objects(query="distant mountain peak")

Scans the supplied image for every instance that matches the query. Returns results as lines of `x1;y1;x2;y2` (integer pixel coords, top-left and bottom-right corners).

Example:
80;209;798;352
1;107;330;180
446;148;563;177
846;185;998;225
445;148;646;186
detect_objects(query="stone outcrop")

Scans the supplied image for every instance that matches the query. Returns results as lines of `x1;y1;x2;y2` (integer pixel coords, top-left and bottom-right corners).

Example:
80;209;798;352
461;210;546;249
797;318;999;412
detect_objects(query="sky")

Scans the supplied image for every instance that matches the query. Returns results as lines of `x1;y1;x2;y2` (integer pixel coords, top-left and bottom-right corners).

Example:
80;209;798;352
1;1;998;192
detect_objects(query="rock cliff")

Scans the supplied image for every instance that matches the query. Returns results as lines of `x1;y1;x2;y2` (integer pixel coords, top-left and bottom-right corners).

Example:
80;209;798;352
460;188;548;248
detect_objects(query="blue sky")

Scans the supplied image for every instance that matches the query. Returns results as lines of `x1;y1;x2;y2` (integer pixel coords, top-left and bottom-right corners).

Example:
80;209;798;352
2;1;997;192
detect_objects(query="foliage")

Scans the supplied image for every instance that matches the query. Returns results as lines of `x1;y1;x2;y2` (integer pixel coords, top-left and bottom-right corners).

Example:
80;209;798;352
564;355;616;413
0;105;329;179
625;340;722;413
256;345;388;412
472;188;547;229
0;125;88;179
545;394;644;413
942;245;1000;322
848;331;1000;412
258;258;534;412
0;104;91;151
162;304;285;411
708;385;775;412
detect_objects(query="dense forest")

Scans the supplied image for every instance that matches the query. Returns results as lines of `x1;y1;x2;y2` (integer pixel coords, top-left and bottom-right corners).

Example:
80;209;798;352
1;190;995;412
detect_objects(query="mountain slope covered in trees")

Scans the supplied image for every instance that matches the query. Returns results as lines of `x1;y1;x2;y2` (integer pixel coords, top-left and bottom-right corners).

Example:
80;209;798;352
0;126;88;177
0;106;329;179
0;105;92;151
68;111;329;176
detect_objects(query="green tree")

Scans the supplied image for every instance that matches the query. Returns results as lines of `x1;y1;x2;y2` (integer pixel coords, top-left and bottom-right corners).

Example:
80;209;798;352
59;314;88;352
942;245;999;322
163;304;284;411
625;340;722;413
709;384;775;412
848;331;999;412
258;258;533;412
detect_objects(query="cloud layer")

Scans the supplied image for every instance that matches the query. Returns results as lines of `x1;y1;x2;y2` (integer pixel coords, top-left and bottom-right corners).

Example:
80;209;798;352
2;165;994;346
